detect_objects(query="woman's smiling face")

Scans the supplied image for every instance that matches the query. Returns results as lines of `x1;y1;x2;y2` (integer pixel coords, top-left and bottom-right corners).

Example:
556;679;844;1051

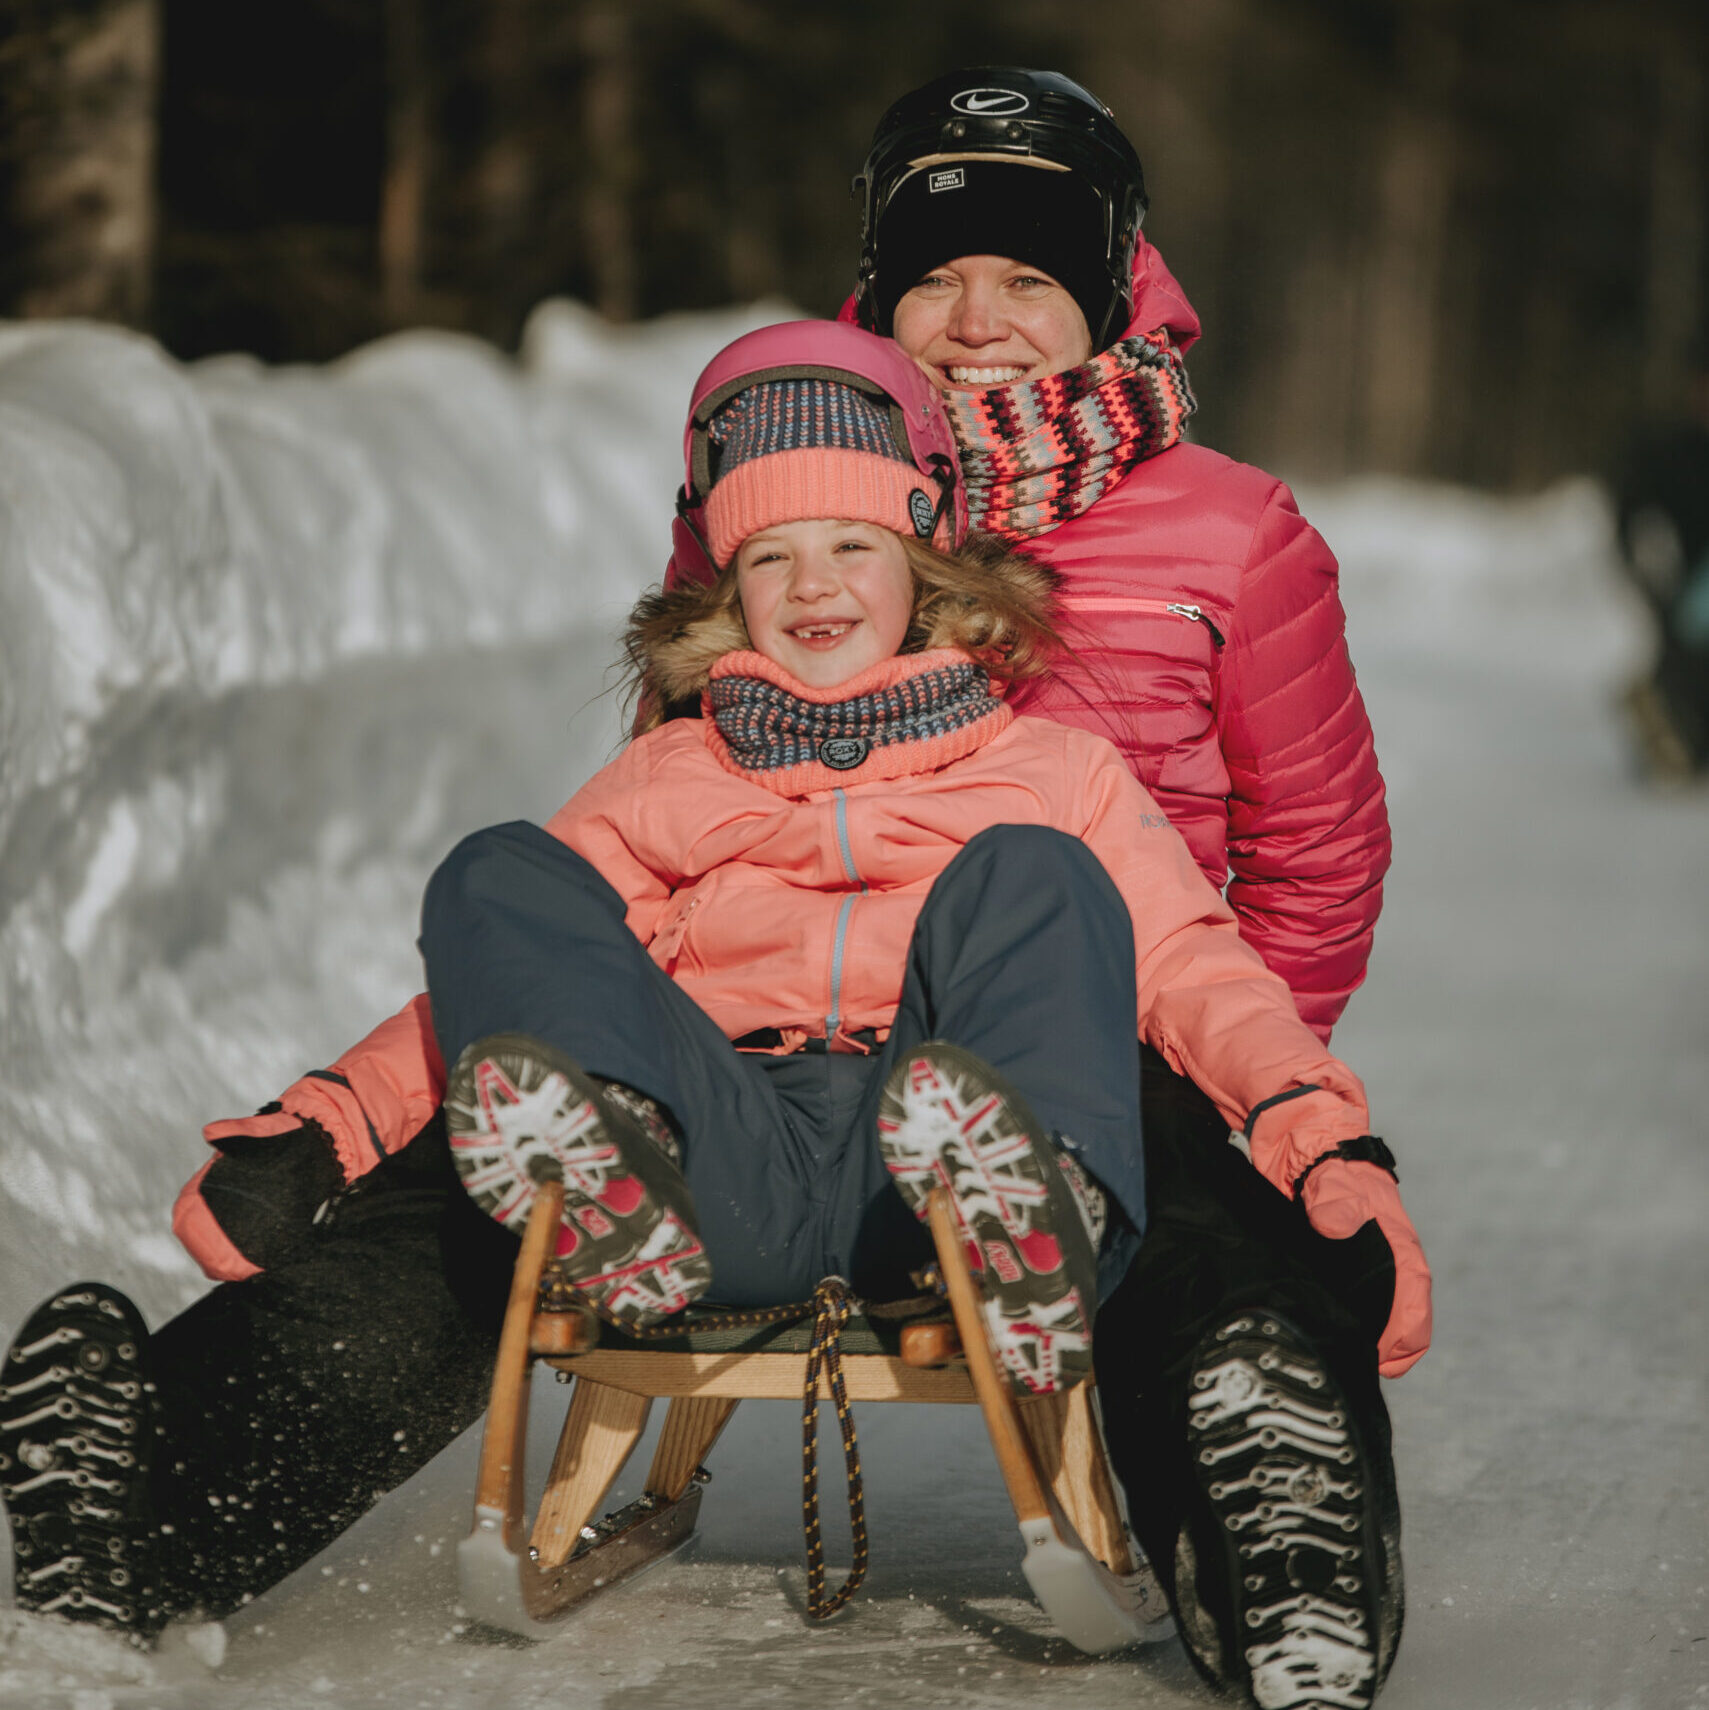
891;254;1094;389
735;519;914;688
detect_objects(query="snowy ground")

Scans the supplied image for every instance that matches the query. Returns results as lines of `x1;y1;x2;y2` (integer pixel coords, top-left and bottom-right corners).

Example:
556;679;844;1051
1;310;1705;1710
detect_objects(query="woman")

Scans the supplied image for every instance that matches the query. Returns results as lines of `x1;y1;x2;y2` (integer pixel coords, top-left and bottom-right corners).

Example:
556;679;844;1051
817;68;1407;1709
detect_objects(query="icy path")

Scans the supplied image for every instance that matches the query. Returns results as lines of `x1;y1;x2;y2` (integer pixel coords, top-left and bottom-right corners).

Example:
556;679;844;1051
1325;486;1709;1710
2;310;1705;1706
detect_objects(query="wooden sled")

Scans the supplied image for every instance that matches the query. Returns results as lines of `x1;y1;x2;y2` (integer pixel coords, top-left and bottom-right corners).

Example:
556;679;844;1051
458;1179;1174;1653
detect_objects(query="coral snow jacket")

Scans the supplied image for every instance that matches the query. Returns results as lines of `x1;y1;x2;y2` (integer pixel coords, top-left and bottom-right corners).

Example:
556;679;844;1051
176;650;1374;1290
840;238;1391;1040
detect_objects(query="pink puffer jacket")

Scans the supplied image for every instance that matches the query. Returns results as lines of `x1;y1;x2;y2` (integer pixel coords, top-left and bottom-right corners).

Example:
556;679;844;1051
840;238;1390;1040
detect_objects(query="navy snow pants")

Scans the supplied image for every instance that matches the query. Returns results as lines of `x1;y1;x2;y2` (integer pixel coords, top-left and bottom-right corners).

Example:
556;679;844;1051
418;820;1146;1304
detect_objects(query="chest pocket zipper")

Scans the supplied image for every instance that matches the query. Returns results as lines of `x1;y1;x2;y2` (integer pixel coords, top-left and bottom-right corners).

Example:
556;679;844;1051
1057;594;1227;650
1164;603;1226;647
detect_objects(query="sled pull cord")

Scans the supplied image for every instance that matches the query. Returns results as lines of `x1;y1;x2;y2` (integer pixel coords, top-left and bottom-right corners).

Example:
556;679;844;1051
800;1276;869;1619
532;1264;874;1619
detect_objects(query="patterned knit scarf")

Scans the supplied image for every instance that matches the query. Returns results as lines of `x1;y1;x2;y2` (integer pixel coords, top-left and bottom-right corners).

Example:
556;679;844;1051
705;649;1010;796
943;329;1196;539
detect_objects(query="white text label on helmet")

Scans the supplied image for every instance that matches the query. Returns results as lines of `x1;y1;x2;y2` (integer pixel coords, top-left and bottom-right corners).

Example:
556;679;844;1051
950;89;1031;117
928;168;965;193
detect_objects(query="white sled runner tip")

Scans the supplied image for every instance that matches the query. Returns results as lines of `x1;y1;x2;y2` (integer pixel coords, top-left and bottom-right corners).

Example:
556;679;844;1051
1017;1512;1175;1653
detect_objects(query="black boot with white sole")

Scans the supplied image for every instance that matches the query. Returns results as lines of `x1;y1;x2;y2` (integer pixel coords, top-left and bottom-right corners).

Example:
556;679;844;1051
1174;1311;1403;1710
1;1283;168;1643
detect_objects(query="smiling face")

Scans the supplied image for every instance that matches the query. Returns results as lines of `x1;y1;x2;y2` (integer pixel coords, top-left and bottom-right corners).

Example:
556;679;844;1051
891;254;1094;389
735;519;914;688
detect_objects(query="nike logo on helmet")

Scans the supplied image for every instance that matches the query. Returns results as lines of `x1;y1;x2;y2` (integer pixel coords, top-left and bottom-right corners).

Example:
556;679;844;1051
950;89;1030;116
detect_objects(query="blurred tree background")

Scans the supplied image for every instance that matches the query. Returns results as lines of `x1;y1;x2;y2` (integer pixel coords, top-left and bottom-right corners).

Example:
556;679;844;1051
1;0;1704;487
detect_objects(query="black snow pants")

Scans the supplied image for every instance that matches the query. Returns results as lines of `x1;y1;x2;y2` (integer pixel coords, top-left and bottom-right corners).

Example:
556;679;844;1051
143;821;1146;1615
1094;1048;1399;1602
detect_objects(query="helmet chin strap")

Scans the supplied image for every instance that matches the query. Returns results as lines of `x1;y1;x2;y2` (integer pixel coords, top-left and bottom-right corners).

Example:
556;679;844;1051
1091;285;1133;355
672;490;719;584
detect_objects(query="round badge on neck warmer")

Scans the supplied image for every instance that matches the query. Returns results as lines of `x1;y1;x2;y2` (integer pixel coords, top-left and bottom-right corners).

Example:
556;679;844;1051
818;735;870;770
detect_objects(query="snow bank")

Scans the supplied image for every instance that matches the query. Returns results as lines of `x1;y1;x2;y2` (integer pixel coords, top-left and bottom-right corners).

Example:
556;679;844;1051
0;300;789;1319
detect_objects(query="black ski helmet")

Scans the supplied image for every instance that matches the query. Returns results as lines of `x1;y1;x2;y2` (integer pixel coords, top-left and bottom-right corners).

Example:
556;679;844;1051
853;67;1149;352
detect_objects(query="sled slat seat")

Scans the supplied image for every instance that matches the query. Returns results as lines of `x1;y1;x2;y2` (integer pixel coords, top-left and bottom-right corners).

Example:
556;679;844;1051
549;1349;976;1403
531;1299;955;1358
531;1299;972;1401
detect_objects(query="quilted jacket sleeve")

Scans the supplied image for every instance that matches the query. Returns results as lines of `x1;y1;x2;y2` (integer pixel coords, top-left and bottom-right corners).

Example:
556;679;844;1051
1218;486;1391;1040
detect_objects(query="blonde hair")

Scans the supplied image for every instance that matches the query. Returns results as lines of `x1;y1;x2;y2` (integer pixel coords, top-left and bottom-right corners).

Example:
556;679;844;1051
622;530;1063;733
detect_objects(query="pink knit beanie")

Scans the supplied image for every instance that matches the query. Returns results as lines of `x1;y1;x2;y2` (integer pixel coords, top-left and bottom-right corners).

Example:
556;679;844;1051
703;377;948;566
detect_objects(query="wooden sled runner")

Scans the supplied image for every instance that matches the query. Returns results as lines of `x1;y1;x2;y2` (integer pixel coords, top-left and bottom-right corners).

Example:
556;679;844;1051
459;1179;1174;1653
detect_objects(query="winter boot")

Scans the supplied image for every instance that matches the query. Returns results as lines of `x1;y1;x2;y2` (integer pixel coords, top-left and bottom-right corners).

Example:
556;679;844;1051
877;1041;1100;1396
1173;1311;1404;1709
1;1283;168;1642
444;1032;711;1328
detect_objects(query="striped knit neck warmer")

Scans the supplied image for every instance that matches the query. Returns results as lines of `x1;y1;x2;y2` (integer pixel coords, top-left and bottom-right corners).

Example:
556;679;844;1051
703;648;1011;797
942;329;1196;539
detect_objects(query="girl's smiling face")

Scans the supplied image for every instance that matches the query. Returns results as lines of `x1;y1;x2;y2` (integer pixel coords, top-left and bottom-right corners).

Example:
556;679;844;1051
735;519;914;688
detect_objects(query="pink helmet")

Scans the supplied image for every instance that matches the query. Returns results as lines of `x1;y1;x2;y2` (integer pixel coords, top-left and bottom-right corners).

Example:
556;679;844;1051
667;320;968;590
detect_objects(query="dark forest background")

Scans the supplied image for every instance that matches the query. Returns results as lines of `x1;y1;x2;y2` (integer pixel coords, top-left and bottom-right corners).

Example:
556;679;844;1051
2;0;1705;488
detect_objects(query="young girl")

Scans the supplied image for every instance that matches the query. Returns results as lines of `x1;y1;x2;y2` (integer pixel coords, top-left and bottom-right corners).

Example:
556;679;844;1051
3;324;1427;1703
413;320;1426;1399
